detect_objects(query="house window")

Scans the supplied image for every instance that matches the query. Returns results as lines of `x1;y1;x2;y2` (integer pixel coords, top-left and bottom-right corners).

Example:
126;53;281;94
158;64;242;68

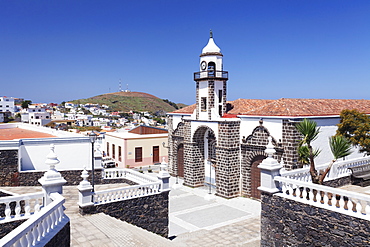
112;144;115;159
218;90;222;103
135;147;142;162
118;146;122;162
201;97;207;112
107;142;109;156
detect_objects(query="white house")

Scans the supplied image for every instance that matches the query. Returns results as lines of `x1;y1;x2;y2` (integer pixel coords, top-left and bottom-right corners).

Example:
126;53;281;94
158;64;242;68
0;96;15;115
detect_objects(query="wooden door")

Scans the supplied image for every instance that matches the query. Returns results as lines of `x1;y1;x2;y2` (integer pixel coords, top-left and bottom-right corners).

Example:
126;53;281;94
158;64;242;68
153;146;159;163
177;144;184;177
251;155;265;199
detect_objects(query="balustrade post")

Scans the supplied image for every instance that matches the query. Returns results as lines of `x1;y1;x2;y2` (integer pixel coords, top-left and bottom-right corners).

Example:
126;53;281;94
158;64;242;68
77;166;94;207
158;157;171;192
38;144;66;205
258;136;283;194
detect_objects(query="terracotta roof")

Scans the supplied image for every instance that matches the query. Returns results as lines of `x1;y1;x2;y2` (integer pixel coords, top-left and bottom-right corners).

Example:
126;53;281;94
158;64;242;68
227;99;274;115
172;104;196;114
170;98;370;117
0;128;56;140
236;98;370;117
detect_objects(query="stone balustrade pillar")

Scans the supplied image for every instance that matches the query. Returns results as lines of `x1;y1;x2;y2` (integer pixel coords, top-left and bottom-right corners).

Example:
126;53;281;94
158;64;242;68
158;157;171;192
258;136;283;194
38;144;67;205
77;166;94;207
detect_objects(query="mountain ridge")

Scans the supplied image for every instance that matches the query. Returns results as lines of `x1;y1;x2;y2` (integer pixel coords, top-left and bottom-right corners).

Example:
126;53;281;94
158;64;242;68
70;91;185;113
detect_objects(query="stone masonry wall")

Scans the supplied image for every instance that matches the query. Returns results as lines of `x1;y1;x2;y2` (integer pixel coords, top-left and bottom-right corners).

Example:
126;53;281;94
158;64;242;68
261;192;370;246
241;124;282;198
1;163;134;187
80;191;169;238
208;81;214;120
216;121;240;198
0;220;26;239
0;149;19;186
168;120;185;176
45;221;70;247
282;119;302;170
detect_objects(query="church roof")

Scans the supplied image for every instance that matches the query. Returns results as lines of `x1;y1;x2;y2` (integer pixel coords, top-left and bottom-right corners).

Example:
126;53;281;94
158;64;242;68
171;104;196;114
171;98;370;117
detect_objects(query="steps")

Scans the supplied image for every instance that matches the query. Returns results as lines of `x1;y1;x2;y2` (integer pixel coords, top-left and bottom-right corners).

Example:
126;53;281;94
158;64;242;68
85;213;175;247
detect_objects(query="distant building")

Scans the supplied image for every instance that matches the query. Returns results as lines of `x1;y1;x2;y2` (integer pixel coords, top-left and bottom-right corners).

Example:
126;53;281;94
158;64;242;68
104;125;168;168
0;96;15;114
21;105;51;126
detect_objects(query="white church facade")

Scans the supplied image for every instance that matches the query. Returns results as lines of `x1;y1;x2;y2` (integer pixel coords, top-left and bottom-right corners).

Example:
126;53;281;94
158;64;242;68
167;32;370;199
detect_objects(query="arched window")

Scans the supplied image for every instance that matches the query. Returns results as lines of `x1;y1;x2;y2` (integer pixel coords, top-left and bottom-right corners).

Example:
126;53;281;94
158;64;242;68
207;62;216;77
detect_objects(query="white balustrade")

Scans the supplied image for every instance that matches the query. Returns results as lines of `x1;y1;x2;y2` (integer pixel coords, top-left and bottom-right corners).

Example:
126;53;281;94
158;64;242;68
102;168;158;184
0;192;44;223
0;193;68;247
275;176;370;220
92;182;161;205
280;156;370;182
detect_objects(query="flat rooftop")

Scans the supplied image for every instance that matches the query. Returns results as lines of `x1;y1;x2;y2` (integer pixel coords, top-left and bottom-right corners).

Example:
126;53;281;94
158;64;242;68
0;128;56;140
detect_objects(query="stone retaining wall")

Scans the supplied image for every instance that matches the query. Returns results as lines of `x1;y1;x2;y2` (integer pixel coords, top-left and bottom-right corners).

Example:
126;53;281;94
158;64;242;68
261;192;370;246
0;149;135;186
0;220;26;239
80;191;169;238
0;150;19;186
45;221;70;247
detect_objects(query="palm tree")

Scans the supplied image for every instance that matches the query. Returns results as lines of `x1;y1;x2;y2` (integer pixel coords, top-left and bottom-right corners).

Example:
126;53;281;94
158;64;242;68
296;119;352;184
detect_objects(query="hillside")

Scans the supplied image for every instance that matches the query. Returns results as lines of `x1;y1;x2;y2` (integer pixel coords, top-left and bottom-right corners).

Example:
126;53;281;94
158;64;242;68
70;91;183;113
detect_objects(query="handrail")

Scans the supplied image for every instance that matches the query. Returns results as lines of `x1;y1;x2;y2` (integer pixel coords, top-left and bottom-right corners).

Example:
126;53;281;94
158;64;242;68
102;168;158;184
93;181;161;205
274;176;370;220
194;70;228;80
280;156;370;182
0;193;69;247
0;192;44;223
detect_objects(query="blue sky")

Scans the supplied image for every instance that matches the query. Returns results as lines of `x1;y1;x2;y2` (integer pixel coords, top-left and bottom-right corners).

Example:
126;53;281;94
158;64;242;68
1;1;369;105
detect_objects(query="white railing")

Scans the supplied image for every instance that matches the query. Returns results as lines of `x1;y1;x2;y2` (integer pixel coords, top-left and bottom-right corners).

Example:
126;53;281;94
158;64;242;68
102;168;158;184
275;176;370;220
0;193;69;247
280;156;370;182
93;182;161;205
0;192;44;223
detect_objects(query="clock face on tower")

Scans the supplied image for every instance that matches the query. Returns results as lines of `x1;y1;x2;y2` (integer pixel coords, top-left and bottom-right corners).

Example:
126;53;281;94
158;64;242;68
201;61;207;71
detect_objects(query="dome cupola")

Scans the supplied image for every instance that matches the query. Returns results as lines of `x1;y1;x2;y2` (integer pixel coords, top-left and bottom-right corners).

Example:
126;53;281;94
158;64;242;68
201;30;222;55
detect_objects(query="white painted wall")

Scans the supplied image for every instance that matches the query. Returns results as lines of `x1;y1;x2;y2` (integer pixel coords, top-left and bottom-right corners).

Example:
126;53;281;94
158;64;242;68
19;138;96;171
239;117;283;142
311;121;364;165
198;81;208;120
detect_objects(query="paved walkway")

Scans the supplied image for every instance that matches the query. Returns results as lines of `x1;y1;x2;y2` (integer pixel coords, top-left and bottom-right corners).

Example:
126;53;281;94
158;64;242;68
1;176;261;246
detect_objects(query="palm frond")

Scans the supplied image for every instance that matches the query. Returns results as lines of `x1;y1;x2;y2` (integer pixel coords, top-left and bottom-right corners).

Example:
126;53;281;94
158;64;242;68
296;119;321;145
329;135;352;160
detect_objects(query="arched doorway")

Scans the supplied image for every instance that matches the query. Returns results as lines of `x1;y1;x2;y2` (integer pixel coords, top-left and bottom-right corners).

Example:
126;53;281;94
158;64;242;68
177;144;184;177
191;126;216;189
250;155;266;199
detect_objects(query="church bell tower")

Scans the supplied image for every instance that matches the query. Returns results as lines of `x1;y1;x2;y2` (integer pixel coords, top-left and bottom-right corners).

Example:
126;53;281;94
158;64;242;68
194;30;228;120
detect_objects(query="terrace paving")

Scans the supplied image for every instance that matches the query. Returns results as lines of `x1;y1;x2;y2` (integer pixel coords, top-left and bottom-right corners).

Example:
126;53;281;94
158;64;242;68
1;176;261;246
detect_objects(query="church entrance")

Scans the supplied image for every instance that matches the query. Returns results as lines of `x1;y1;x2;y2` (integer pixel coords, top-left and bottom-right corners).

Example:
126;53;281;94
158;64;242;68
250;155;266;199
192;126;217;189
177;144;184;177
